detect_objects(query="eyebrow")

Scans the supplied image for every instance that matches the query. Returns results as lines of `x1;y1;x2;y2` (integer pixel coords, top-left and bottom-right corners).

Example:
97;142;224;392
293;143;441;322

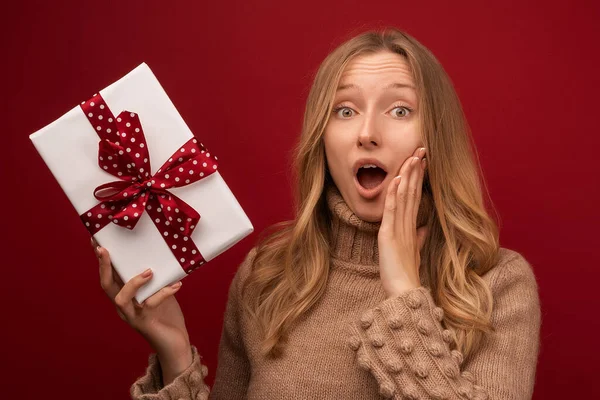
336;82;416;92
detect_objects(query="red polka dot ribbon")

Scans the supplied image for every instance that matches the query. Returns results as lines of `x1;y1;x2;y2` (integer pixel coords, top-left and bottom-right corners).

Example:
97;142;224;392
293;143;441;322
79;93;219;274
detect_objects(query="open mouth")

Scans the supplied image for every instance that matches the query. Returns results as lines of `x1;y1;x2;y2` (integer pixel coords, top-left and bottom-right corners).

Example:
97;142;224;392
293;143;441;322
356;166;387;190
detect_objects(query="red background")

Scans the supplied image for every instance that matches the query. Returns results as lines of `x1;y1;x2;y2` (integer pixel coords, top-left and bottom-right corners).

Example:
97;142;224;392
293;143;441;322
2;1;598;398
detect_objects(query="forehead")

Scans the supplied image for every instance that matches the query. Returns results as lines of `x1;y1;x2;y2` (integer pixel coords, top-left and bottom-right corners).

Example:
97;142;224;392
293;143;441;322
337;51;415;93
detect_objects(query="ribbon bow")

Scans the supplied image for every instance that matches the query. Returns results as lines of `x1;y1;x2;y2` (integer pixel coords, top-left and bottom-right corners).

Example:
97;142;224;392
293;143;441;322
79;93;218;273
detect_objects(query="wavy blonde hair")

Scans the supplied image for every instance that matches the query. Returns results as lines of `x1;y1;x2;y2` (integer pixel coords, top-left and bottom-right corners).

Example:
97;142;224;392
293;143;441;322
242;27;501;361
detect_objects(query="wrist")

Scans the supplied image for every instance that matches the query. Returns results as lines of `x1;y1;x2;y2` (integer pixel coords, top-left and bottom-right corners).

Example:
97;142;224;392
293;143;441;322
157;345;194;385
386;283;421;299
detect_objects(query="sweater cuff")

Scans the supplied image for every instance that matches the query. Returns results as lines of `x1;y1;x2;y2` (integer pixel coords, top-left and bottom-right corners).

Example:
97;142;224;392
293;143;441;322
130;345;210;400
346;286;488;400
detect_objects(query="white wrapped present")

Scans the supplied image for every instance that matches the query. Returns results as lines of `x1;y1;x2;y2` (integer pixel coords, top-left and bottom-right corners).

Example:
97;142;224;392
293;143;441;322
29;63;254;303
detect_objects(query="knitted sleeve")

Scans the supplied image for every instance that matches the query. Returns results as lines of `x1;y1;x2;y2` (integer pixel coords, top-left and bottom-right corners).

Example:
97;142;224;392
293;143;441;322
129;345;210;400
346;252;541;400
129;247;257;400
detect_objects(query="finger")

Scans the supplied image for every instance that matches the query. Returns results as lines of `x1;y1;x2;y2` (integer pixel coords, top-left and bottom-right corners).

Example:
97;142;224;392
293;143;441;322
98;246;121;300
380;175;402;236
114;268;154;317
403;157;422;231
406;147;426;229
396;148;422;234
413;152;426;222
143;281;183;309
91;237;100;256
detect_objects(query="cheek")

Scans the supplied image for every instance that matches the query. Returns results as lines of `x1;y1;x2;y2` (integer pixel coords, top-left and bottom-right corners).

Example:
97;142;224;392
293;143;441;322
386;125;423;154
323;139;341;175
323;133;352;183
323;129;348;161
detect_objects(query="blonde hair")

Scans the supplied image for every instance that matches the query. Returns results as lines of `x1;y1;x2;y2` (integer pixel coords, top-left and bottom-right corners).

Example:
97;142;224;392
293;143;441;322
242;27;500;360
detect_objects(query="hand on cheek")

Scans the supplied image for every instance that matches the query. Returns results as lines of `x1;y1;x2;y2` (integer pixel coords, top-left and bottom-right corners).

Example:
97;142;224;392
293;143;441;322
377;146;428;298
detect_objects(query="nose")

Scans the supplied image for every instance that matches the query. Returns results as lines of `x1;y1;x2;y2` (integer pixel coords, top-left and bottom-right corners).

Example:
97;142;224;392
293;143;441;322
357;116;380;149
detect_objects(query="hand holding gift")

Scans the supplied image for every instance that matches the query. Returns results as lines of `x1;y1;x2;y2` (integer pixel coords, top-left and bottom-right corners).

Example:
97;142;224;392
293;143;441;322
92;237;193;384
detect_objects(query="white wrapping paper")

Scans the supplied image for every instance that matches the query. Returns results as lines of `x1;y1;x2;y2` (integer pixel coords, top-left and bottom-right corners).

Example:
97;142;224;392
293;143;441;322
29;63;254;303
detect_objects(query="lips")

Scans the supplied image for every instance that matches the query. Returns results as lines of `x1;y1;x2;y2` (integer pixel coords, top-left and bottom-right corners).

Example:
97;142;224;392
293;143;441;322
353;158;389;200
352;158;389;176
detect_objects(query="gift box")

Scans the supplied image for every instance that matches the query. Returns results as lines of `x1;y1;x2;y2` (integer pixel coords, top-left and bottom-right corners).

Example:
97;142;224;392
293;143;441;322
29;63;254;303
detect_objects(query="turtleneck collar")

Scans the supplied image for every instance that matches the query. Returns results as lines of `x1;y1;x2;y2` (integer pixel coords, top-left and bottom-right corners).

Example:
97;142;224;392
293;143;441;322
325;184;381;275
324;184;431;285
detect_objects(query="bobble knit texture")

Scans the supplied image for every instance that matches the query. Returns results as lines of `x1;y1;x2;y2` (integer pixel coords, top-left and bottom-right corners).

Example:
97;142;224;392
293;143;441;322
130;185;541;399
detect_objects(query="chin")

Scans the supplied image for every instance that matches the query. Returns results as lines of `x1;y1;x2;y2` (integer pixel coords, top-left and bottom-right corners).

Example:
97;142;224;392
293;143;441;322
350;201;383;223
357;211;383;223
336;183;385;223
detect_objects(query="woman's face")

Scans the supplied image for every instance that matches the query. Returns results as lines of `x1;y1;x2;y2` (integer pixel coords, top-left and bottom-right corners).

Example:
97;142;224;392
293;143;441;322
323;50;423;223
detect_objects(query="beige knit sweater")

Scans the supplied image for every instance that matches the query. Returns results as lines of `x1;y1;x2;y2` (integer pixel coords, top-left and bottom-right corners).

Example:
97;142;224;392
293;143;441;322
130;184;541;400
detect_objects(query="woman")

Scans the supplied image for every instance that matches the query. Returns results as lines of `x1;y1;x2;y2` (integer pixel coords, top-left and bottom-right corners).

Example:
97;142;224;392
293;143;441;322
95;28;541;399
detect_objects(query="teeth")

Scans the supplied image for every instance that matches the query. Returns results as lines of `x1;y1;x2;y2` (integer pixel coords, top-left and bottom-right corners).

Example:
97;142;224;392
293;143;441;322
360;164;378;169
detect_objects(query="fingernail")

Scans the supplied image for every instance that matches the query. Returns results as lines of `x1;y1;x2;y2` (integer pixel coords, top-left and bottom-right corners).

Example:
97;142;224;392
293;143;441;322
142;268;153;277
420;147;426;156
422;158;427;170
170;281;182;289
412;156;419;165
96;246;102;258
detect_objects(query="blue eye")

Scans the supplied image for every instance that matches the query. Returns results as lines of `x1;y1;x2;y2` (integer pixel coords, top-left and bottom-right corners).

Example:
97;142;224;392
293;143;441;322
331;104;413;119
391;105;412;118
332;105;355;118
